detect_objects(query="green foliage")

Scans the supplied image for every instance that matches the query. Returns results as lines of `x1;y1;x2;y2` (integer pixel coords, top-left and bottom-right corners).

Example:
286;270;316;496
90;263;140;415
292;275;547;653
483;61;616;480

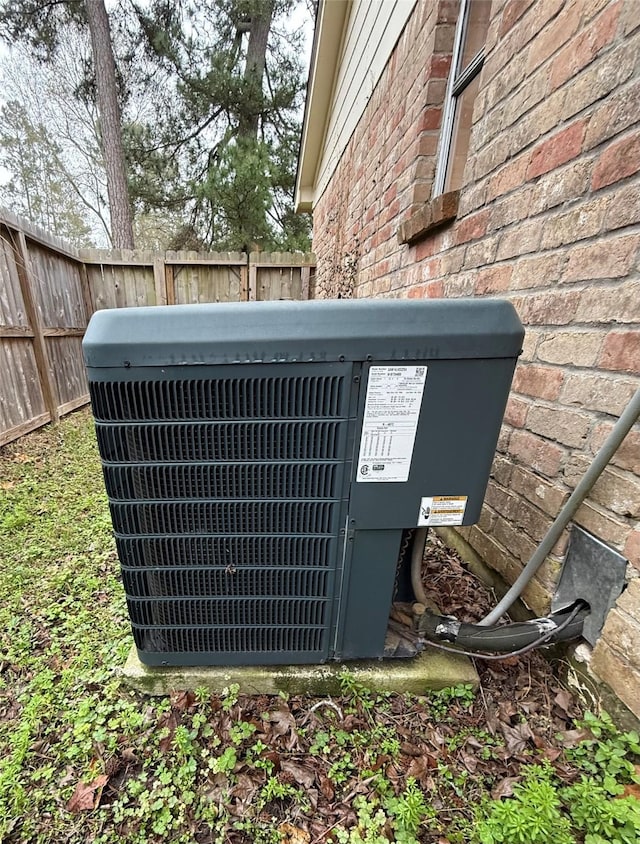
429;684;476;719
385;777;432;842
474;763;573;844
563;777;640;844
474;754;640;844
332;779;432;844
565;710;640;793
259;774;308;809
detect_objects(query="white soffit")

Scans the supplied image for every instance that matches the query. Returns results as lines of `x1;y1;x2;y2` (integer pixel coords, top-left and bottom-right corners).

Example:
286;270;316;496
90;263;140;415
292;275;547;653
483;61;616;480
296;0;418;212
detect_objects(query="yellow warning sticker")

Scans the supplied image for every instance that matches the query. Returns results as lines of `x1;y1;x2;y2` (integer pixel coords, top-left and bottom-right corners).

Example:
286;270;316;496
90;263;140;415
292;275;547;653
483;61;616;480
417;495;467;527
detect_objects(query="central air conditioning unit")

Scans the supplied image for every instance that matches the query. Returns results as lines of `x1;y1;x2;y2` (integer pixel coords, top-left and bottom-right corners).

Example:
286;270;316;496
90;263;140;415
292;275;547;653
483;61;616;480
83;298;523;666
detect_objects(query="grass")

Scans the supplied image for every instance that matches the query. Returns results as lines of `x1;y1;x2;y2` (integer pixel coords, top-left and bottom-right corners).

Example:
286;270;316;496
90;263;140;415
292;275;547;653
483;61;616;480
1;409;640;843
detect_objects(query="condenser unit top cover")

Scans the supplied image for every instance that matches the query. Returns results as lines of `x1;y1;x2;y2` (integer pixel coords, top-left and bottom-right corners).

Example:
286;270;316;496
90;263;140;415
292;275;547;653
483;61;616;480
84;298;523;667
83;298;523;367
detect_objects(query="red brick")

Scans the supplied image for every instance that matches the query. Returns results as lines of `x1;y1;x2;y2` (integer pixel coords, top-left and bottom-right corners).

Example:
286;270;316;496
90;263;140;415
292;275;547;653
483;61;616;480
414;236;437;262
419;108;443;131
455;209;491;245
504;395;529;427
429;54;452;77
549;1;622;91
424;279;444;298
600;331;640;375
527;121;587;180
592;132;640;190
487;156;530;200
474;265;513;294
516;290;581;325
509;429;565;477
526;0;581;73
513;364;564;400
499;0;534;36
584;78;640;150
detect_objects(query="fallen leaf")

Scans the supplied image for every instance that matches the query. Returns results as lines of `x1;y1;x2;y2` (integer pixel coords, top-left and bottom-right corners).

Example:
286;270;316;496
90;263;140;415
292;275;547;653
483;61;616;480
278;822;310;844
542;746;562;762
499;720;533;756
67;774;108;813
556;728;591;748
281;760;315;790
318;773;334;800
553;689;573;714
498;700;518;721
265;707;296;737
491;776;520;800
400;742;422;757
170;690;195;711
621;781;640;800
461;752;478;774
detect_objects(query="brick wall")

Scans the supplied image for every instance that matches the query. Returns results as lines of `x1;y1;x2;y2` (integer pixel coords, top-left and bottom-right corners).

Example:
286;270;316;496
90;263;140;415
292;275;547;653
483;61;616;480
311;0;640;717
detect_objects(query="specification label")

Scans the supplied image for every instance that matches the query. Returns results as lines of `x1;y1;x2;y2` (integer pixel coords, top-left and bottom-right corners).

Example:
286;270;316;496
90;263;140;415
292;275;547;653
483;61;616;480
417;496;468;526
356;365;427;483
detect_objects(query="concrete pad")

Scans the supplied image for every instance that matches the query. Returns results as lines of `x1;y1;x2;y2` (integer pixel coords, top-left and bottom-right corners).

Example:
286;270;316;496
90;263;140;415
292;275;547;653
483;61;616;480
119;644;479;696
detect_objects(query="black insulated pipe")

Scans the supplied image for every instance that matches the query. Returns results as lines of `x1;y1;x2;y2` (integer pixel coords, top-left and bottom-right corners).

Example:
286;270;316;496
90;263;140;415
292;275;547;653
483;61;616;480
420;602;588;654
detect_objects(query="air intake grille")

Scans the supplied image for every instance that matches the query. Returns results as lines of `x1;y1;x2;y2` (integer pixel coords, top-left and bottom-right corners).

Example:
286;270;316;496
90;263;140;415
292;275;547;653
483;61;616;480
104;462;338;500
90;375;344;420
93;364;351;665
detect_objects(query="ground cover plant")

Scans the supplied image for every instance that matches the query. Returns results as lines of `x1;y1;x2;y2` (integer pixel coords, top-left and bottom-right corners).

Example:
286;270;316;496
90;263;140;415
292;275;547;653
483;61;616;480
1;409;640;843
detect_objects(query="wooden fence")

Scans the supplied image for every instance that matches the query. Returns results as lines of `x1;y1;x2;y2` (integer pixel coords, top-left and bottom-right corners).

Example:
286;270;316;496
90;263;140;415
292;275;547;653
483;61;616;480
0;210;315;447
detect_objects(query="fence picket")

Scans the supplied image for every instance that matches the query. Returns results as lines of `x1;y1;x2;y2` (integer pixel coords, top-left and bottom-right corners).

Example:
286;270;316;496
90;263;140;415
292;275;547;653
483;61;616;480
0;210;315;447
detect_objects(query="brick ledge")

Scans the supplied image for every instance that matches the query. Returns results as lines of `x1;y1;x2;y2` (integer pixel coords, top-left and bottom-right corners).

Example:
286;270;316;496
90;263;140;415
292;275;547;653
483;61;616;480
397;190;460;245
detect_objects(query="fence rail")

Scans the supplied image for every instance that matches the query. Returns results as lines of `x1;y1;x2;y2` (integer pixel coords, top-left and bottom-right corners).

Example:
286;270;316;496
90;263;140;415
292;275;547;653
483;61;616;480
0;210;315;447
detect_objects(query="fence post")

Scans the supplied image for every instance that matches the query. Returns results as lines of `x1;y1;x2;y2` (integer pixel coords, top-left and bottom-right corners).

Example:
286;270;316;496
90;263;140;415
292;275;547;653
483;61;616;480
12;229;59;423
248;253;257;301
240;260;249;301
165;257;176;305
80;262;95;325
153;256;167;305
301;266;311;300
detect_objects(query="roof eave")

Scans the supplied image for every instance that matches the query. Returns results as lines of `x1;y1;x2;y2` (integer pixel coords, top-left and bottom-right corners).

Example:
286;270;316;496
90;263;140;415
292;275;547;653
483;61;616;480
294;0;351;213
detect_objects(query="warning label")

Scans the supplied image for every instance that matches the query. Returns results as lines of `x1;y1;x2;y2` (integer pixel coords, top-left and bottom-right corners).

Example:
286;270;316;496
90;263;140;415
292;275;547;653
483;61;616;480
417;496;468;526
356;365;427;483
